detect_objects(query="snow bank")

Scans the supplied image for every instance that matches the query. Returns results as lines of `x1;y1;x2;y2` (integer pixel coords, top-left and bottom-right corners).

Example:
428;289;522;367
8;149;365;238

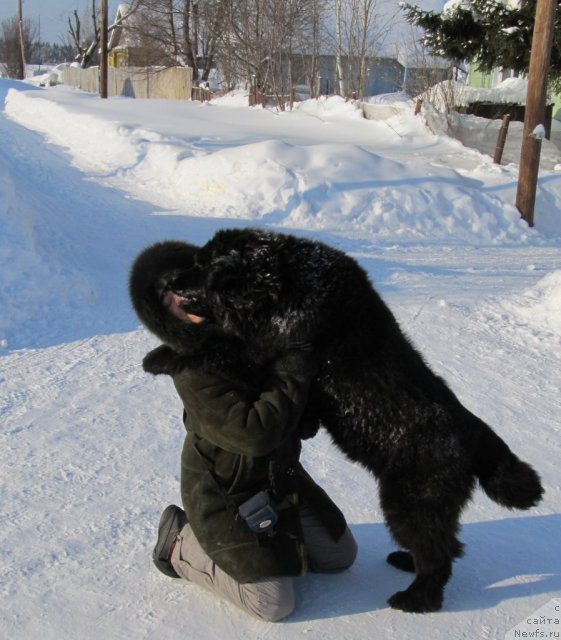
25;63;71;88
5;88;141;174
501;270;561;336
3;86;541;245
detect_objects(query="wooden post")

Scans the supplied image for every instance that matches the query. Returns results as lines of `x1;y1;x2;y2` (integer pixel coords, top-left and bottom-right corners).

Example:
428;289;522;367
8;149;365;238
515;0;557;227
99;0;108;98
494;114;511;164
17;0;25;80
414;98;423;115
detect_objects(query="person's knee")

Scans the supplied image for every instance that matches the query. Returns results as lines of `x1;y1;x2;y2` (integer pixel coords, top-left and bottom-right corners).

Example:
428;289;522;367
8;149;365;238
310;527;358;573
254;595;295;622
338;528;358;570
244;579;295;622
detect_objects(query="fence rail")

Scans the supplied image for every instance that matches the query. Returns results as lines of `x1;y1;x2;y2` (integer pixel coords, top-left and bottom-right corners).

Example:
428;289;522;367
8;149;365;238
62;66;193;100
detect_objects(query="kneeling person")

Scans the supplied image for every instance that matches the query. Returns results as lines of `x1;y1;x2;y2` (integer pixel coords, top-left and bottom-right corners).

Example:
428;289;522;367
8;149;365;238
130;250;357;622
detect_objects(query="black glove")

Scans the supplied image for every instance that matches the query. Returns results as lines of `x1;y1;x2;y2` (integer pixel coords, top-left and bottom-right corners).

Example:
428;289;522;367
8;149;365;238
142;345;187;376
142;332;267;394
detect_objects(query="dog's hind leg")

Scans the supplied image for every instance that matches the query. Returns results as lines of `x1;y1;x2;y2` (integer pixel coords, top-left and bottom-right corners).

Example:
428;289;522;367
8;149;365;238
386;547;455;613
386;550;415;572
380;479;466;613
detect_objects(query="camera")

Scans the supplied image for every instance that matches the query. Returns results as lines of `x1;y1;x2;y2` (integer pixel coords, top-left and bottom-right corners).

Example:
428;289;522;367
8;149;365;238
238;491;278;534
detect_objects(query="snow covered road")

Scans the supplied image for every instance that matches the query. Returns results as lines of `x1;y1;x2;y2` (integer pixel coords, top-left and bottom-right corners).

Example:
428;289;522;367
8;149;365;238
1;81;560;640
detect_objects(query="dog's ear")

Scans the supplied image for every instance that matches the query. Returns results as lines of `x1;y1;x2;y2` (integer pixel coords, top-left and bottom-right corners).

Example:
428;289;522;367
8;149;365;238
206;251;245;295
204;246;282;313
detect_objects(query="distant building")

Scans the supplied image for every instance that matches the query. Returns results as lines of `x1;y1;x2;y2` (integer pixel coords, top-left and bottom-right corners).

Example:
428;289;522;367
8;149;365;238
466;64;561;124
107;4;157;68
467;66;518;90
105;4;450;100
274;54;450;99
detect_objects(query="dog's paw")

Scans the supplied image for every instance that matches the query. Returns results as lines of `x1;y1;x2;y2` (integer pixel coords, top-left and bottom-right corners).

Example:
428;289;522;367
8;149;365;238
388;588;442;613
386;551;416;573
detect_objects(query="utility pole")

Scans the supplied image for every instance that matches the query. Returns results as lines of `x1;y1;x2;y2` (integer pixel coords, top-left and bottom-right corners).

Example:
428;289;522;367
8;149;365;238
17;0;25;80
100;0;108;98
515;0;557;227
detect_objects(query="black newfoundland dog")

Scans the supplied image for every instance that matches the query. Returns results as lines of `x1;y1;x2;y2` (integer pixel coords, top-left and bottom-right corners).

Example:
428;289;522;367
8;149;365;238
130;228;543;614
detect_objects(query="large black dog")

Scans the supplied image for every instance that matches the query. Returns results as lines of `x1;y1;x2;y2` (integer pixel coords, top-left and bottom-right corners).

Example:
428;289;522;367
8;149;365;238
130;228;543;614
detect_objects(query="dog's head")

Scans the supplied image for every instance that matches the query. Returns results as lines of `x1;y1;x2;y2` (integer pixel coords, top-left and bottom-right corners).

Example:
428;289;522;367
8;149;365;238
194;228;354;356
196;229;284;337
130;229;371;360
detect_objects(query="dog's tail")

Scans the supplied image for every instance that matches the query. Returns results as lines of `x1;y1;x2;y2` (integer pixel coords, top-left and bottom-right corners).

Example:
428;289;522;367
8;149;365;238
472;417;544;509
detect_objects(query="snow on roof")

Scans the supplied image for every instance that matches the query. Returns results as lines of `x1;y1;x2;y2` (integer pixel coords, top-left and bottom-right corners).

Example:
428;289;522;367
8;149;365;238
462;77;529;104
424;77;530;108
116;3;131;15
108;3;136;50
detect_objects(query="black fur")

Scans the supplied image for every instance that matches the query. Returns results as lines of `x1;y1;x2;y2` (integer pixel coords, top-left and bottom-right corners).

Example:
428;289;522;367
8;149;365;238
189;228;544;613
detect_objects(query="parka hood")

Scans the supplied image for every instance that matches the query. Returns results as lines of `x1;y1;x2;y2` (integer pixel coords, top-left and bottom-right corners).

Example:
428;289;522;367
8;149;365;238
129;240;207;352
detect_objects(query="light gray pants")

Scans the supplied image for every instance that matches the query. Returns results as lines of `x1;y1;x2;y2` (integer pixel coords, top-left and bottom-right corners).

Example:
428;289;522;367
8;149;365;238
170;503;358;622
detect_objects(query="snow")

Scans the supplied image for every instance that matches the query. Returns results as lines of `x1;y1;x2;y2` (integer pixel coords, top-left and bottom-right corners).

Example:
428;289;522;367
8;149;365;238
500;270;561;337
425;78;534;110
442;0;522;17
1;80;560;640
24;64;71;88
461;77;531;105
532;124;547;140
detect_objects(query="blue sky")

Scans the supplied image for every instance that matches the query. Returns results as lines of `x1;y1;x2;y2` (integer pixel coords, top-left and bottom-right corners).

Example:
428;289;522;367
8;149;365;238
0;1;121;44
0;0;446;46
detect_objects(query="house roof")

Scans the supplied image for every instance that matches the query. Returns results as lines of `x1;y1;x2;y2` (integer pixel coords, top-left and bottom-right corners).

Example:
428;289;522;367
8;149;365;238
108;4;134;51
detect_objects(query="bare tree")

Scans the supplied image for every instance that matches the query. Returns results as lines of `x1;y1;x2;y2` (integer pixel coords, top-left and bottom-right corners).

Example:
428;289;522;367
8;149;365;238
183;0;228;82
333;0;398;99
0;16;38;78
308;0;326;97
198;0;228;82
394;28;460;134
67;0;100;68
261;0;310;104
220;0;314;102
335;0;345;96
221;0;267;90
67;1;139;69
125;1;226;83
308;0;319;95
285;0;328;98
120;0;180;67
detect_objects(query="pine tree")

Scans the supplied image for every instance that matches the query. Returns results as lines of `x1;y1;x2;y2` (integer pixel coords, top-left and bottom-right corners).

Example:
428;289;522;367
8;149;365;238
402;0;561;90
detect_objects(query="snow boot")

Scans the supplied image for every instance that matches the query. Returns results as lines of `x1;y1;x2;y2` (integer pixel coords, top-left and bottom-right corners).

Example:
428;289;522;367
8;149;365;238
153;504;187;578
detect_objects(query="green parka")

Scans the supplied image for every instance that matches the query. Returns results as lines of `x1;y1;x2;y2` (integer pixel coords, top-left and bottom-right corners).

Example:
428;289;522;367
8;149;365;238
173;349;347;583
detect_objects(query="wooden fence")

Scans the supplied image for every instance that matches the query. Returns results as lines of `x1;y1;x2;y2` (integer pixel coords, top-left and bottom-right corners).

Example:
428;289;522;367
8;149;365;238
62;66;193;100
249;88;296;109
